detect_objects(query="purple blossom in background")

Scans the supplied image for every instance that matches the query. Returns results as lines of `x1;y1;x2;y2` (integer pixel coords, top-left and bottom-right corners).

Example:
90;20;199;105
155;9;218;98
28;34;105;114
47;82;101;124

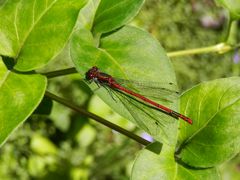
233;51;240;64
141;132;153;142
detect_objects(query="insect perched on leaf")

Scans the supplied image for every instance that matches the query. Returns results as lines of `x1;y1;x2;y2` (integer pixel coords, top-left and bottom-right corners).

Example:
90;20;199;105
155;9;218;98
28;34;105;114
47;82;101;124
85;66;192;143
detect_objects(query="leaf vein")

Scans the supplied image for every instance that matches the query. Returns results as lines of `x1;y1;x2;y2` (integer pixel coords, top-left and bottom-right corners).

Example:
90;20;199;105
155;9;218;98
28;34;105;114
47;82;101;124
14;1;20;44
0;71;10;89
95;0;129;21
98;48;129;80
16;0;58;57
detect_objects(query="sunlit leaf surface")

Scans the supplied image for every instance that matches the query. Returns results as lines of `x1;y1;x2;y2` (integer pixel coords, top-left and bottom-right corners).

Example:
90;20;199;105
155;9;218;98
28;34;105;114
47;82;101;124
93;0;144;33
178;77;240;167
70;26;179;145
0;59;47;146
132;142;220;180
215;0;240;19
0;0;87;71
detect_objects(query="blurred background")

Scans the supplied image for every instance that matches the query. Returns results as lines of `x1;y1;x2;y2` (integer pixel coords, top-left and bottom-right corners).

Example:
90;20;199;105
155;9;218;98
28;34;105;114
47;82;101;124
0;0;239;179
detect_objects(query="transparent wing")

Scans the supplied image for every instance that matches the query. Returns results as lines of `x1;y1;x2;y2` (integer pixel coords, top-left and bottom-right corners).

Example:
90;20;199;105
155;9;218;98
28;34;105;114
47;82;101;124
109;87;177;145
114;78;180;103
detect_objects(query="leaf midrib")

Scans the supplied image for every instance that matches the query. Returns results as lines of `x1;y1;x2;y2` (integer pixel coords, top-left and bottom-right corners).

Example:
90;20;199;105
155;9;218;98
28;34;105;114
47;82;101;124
15;0;58;58
94;0;129;22
97;47;129;80
0;70;10;89
181;83;240;149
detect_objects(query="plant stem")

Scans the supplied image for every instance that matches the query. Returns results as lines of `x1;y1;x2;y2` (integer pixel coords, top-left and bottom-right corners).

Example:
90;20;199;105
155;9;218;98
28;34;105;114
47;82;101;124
224;12;233;43
226;20;238;45
42;68;77;78
167;43;233;57
41;43;239;79
45;91;151;146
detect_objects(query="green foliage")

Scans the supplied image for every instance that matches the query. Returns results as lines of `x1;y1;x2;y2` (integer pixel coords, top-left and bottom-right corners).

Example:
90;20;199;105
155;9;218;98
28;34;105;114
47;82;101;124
0;0;240;179
132;143;220;180
92;0;145;33
0;0;87;71
0;58;46;146
135;0;239;90
0;0;87;144
216;0;240;19
71;25;178;145
179;77;240;167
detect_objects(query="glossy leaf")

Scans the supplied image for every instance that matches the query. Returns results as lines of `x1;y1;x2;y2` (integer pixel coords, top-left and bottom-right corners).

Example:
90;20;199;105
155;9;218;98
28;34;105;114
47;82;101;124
70;26;179;145
215;0;240;19
76;0;145;33
176;166;220;180
92;0;145;33
0;59;47;146
132;142;220;180
132;143;176;180
0;0;87;71
178;77;240;167
76;0;101;30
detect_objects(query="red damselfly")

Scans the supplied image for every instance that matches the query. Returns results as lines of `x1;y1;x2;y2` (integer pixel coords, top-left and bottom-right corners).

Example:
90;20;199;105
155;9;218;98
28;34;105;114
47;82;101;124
85;66;192;124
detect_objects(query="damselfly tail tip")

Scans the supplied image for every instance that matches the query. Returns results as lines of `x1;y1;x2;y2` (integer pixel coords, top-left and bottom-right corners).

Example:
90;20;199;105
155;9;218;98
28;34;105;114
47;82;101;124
188;119;193;125
172;112;192;125
185;118;193;125
180;115;193;125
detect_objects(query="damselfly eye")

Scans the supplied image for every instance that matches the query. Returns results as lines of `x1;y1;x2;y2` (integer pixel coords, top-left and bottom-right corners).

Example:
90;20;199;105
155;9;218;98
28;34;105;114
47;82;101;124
85;71;92;80
85;66;100;80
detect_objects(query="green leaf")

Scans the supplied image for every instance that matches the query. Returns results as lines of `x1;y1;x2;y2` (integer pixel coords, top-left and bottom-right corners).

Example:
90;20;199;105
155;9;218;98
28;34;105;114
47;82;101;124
76;0;101;30
0;0;87;71
76;0;145;33
92;0;145;33
178;77;240;167
132;143;176;180
132;142;220;180
70;26;179;145
0;58;47;146
215;0;240;19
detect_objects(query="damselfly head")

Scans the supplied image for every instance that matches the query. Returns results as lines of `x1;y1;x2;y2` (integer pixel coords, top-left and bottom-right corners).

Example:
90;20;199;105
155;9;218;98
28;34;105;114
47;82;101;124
85;66;99;81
